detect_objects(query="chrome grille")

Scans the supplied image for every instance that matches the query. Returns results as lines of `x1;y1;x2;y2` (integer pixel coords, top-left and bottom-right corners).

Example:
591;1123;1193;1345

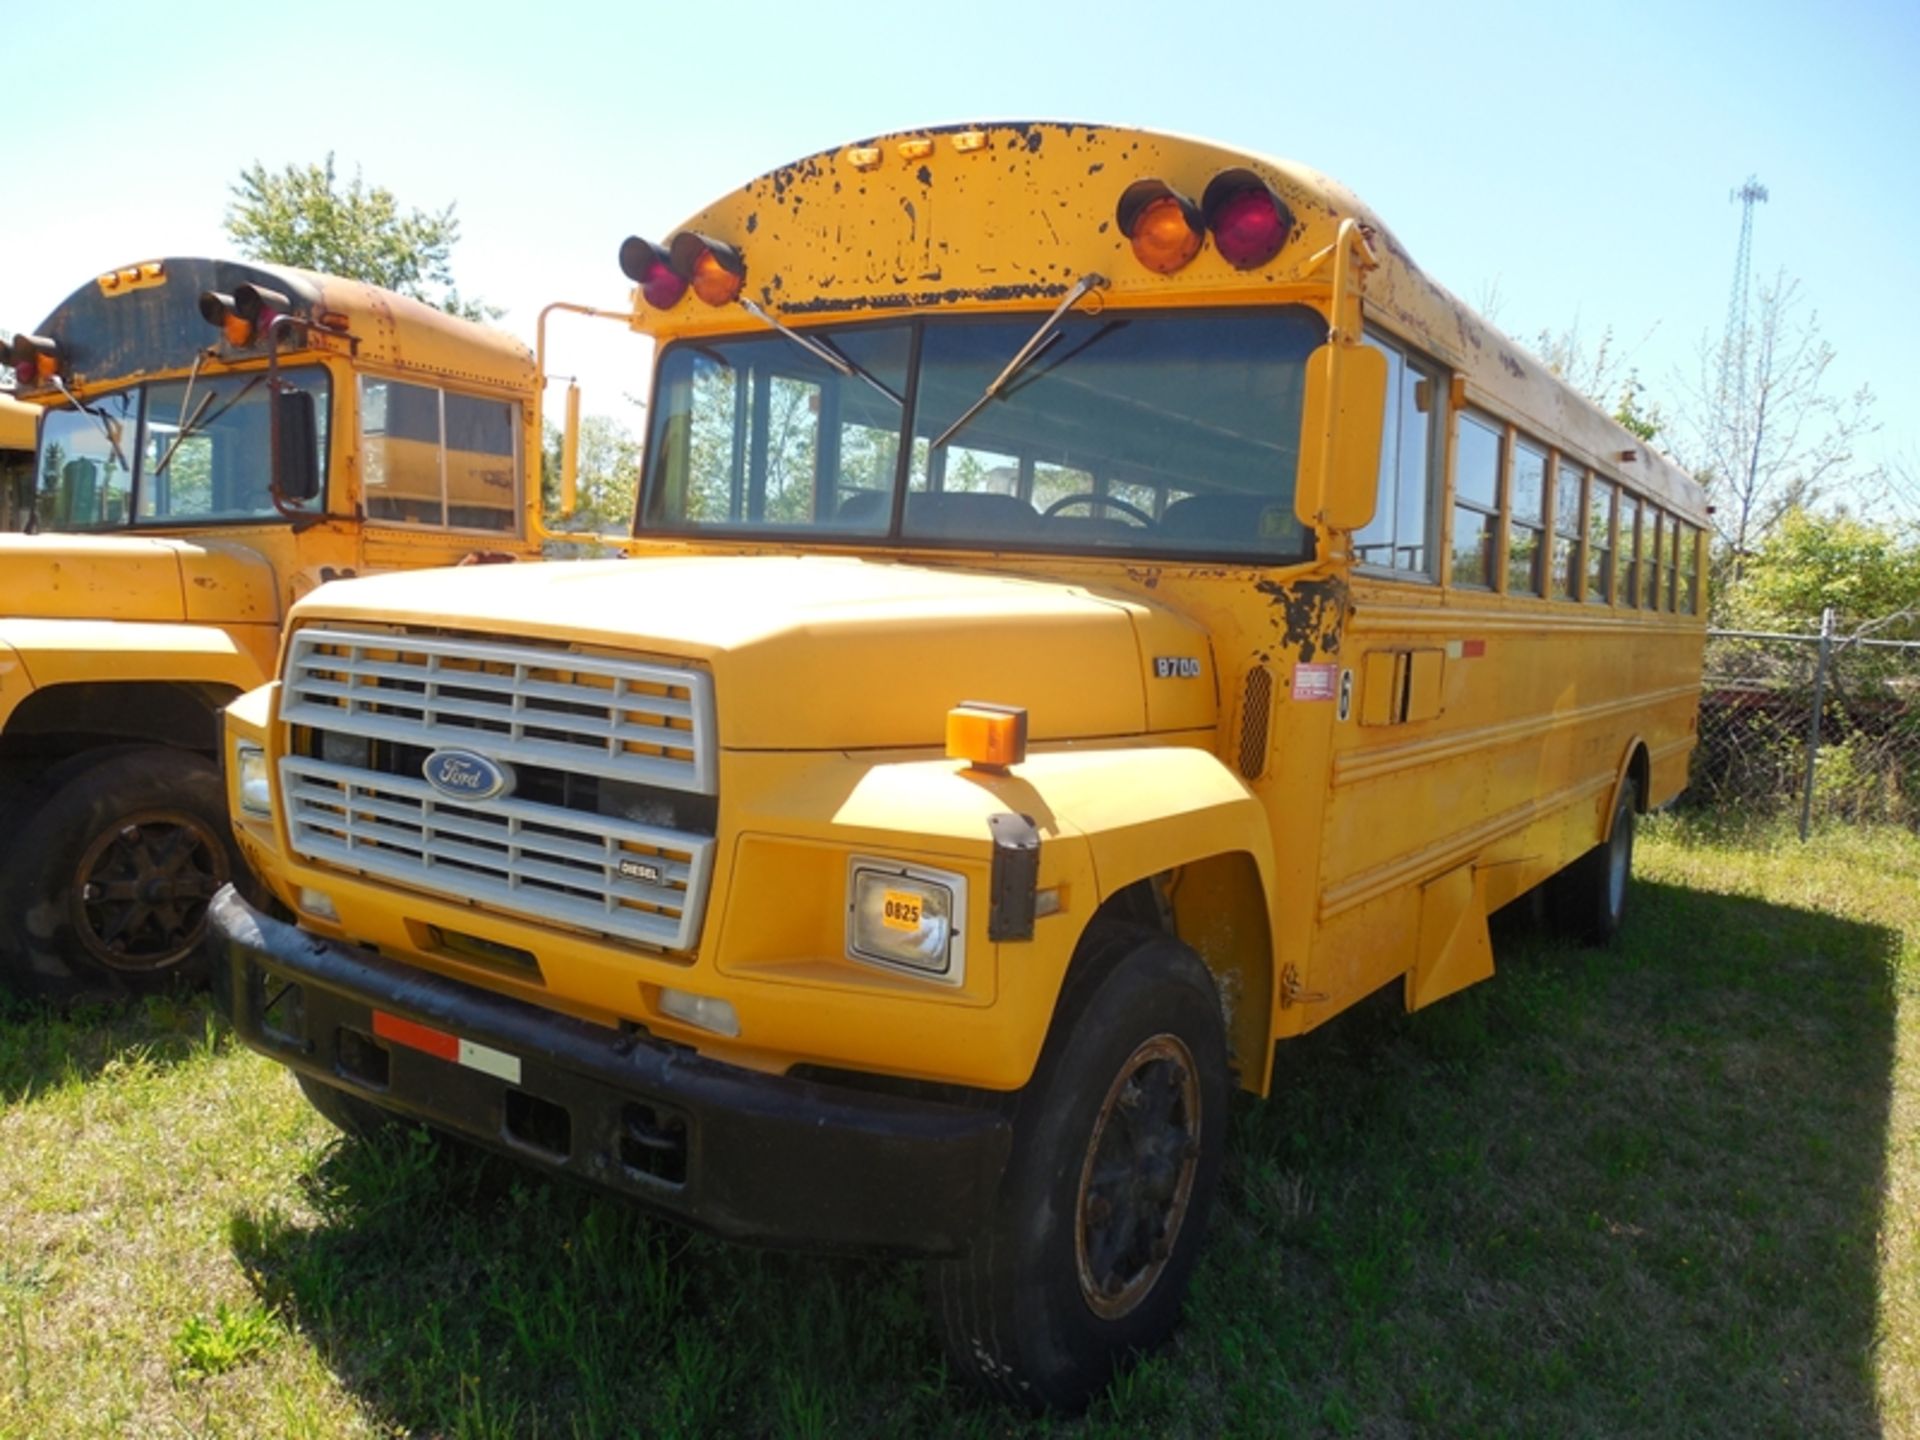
280;626;718;952
282;627;716;794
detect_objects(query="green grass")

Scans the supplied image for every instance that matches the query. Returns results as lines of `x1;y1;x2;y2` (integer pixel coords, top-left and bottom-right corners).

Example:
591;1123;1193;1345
1;815;1917;1437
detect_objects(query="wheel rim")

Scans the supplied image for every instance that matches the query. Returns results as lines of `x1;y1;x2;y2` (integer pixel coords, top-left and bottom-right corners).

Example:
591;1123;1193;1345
1606;811;1632;920
69;808;229;972
1074;1033;1202;1320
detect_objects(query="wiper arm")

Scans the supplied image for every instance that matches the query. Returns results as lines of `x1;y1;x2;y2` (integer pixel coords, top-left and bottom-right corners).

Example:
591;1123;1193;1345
48;376;130;471
929;273;1107;452
738;298;903;407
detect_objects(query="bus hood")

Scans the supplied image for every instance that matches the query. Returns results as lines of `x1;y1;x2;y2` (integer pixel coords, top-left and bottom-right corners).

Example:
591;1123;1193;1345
291;554;1217;749
0;534;280;626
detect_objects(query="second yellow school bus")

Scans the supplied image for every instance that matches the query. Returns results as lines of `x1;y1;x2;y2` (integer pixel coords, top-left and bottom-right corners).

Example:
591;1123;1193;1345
211;122;1706;1408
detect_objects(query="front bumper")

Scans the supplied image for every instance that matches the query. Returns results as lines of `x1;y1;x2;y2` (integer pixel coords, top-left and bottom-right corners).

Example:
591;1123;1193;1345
209;886;1011;1255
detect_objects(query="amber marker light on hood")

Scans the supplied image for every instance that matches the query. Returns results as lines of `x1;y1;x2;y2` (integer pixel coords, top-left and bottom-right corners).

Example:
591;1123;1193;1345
1202;169;1294;270
946;702;1029;772
618;235;688;310
668;231;746;307
1115;179;1204;274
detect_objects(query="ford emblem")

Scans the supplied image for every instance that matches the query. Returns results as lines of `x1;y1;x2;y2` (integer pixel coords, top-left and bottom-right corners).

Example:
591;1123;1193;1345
422;748;513;802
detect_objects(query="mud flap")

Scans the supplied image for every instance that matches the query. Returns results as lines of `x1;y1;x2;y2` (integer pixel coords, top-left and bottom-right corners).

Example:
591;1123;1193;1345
1405;863;1495;1011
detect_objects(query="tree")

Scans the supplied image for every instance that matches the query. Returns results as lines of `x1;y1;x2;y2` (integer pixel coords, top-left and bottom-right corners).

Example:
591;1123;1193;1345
224;156;499;321
1723;508;1920;631
540;413;643;532
1674;272;1880;583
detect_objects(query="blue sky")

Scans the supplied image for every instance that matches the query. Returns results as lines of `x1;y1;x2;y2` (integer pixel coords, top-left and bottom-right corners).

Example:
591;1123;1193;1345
4;0;1914;498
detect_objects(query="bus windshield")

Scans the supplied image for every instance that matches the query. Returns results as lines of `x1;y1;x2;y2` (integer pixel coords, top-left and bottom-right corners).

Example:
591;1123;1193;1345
641;306;1324;561
32;369;329;532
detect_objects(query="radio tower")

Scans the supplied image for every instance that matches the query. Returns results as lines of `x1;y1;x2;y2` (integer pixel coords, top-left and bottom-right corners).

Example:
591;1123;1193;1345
1716;175;1769;427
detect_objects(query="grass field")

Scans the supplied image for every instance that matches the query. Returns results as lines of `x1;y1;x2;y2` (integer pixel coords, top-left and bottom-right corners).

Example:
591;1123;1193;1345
1;815;1916;1438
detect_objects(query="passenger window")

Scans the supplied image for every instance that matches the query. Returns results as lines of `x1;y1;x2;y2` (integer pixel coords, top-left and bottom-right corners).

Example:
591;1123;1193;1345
1451;412;1502;589
1643;509;1665;609
1665;519;1681;611
1552;458;1583;601
1680;523;1700;613
363;378;520;533
1355;333;1439;577
1619;493;1642;608
1507;439;1547;596
1587;479;1616;604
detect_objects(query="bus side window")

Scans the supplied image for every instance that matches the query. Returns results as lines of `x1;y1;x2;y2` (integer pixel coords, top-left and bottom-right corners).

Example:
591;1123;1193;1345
1552;457;1584;601
1587;477;1616;604
1619;492;1643;607
1355;332;1439;577
1451;412;1503;589
1508;438;1547;597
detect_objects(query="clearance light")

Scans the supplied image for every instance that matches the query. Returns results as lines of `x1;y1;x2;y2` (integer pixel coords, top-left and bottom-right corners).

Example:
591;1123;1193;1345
946;701;1028;772
668;231;746;307
1115;180;1204;274
298;888;339;923
8;333;60;387
234;741;272;817
1202;170;1294;270
617;236;688;310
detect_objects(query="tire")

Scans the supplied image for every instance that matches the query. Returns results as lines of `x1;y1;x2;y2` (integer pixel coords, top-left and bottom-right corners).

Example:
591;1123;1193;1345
1549;781;1637;946
929;923;1231;1412
0;746;238;1003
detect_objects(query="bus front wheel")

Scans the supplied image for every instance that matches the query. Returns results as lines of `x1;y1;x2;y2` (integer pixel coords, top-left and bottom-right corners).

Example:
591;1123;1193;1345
0;747;235;1003
928;923;1229;1412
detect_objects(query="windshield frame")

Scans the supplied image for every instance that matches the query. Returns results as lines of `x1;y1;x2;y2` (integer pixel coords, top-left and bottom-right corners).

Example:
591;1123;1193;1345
26;362;333;535
634;304;1326;569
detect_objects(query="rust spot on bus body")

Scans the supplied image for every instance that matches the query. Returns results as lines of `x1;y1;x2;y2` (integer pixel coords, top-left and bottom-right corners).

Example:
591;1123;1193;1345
1254;575;1347;664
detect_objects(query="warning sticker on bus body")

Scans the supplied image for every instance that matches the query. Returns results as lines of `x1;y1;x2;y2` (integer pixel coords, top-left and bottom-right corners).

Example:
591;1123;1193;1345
1292;663;1339;701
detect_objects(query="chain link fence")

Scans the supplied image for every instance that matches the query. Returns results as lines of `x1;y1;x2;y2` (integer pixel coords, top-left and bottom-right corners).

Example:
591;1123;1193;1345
1693;610;1920;835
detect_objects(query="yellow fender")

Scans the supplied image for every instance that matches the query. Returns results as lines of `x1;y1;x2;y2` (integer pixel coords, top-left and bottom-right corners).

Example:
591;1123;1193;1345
0;618;274;730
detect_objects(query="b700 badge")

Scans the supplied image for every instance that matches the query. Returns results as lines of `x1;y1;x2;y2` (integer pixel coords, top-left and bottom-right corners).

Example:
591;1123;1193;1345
1154;657;1202;679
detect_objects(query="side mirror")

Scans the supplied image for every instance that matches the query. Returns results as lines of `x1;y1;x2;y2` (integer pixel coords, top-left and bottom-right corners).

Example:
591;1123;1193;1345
273;389;321;504
1296;341;1388;534
559;381;581;521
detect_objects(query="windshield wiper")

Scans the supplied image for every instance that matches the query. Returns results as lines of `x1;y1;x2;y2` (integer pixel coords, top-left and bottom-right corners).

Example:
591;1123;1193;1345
48;376;130;471
928;273;1108;452
738;298;903;407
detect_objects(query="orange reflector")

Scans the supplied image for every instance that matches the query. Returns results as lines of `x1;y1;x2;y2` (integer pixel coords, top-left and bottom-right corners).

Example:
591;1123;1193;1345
946;702;1028;770
691;249;743;306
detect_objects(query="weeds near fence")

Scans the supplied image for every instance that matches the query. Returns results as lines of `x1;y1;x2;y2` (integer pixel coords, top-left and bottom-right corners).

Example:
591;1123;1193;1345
1694;610;1920;833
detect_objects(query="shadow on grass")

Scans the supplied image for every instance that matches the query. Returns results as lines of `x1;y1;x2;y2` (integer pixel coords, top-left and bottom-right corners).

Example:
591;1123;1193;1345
0;989;228;1105
231;876;1900;1439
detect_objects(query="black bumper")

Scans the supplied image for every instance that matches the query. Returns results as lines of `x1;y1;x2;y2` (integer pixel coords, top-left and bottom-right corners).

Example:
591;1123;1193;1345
208;886;1011;1255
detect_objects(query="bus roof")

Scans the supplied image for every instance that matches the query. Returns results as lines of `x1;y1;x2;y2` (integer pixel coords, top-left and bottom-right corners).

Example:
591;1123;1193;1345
641;121;1702;522
0;391;34;451
19;257;533;395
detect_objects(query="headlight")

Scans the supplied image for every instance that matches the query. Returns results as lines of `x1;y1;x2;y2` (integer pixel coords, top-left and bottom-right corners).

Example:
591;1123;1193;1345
235;741;272;817
846;856;967;985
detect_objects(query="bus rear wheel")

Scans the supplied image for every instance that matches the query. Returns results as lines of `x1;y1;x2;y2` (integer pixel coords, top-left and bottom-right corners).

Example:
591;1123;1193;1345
928;923;1229;1412
0;747;235;1003
1549;782;1637;946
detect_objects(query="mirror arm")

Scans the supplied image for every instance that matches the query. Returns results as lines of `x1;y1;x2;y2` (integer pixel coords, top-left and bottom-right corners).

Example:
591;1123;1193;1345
535;301;633;542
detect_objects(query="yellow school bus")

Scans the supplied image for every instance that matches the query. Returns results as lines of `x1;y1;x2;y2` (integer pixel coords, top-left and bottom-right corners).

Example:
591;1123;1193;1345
211;123;1707;1408
0;258;539;1000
